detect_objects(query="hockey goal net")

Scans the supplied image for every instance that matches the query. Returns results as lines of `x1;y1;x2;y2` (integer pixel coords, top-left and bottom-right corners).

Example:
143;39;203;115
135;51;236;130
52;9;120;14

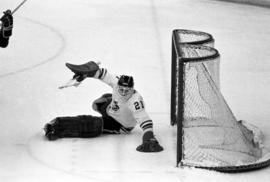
171;29;270;172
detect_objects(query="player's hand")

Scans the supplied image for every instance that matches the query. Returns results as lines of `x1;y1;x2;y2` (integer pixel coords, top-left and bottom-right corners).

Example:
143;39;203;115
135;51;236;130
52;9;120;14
73;73;87;82
136;131;163;152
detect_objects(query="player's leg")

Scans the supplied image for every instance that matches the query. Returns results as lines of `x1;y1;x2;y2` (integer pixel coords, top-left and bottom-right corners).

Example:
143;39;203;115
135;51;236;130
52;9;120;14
44;115;103;140
0;10;13;48
92;93;134;134
92;93;112;115
0;34;9;48
102;115;134;134
44;93;111;141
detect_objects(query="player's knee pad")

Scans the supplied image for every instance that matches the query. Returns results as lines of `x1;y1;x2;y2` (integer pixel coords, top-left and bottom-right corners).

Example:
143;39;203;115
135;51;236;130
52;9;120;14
92;93;112;114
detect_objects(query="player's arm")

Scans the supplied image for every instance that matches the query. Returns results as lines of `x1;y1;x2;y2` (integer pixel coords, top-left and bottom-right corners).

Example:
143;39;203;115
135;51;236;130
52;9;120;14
94;67;118;88
0;10;13;48
129;95;163;152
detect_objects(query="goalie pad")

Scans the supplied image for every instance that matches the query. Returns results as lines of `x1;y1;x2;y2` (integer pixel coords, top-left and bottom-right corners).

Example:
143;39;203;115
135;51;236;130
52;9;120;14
44;115;103;140
66;61;100;78
0;33;9;48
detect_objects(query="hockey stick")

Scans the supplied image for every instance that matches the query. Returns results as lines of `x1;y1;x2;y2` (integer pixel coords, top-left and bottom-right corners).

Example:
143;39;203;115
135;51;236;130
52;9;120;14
58;75;86;89
58;61;101;89
0;0;28;27
12;0;28;15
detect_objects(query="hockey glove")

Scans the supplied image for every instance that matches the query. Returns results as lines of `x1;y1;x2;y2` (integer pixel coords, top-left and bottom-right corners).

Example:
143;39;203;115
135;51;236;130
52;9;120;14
66;61;100;78
72;73;87;82
0;10;13;38
136;131;163;152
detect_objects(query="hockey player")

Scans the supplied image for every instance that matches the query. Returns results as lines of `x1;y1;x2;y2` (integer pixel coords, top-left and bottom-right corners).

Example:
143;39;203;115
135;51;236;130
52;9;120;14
0;10;13;48
44;61;163;152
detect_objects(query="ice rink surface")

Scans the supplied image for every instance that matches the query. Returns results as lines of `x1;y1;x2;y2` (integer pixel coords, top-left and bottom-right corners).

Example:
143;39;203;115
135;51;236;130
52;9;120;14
1;0;270;181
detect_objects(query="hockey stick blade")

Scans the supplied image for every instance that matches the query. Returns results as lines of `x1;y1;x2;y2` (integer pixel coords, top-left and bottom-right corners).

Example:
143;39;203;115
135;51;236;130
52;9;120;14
58;76;81;89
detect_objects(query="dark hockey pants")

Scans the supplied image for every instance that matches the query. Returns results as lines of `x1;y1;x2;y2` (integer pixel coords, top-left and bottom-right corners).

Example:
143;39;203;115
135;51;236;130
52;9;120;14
0;33;9;48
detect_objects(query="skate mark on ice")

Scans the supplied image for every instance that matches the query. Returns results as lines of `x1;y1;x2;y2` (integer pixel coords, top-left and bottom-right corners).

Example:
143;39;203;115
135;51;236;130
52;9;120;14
26;133;110;182
26;132;180;182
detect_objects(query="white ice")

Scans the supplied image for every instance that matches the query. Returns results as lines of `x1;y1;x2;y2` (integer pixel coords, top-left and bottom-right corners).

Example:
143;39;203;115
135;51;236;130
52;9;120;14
1;0;270;181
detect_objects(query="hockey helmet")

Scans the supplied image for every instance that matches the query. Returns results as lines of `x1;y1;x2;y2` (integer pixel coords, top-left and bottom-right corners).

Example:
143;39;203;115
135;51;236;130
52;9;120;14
118;75;134;88
117;75;134;96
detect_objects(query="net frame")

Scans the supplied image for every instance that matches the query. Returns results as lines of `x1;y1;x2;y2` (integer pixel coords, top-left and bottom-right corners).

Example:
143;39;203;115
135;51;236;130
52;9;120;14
171;29;218;126
171;29;270;172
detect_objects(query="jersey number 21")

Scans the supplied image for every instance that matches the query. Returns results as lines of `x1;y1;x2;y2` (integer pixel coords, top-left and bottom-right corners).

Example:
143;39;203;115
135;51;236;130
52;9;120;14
134;101;144;110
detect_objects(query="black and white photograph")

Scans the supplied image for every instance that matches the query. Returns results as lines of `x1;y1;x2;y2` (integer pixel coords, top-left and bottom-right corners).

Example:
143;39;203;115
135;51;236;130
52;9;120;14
1;0;270;181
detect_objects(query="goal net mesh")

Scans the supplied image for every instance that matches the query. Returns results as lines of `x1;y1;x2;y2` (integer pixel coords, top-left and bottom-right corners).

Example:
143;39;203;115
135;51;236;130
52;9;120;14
172;29;270;172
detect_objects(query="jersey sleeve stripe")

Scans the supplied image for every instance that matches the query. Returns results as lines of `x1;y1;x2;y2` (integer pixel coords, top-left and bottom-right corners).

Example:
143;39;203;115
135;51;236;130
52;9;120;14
140;120;153;131
98;68;107;79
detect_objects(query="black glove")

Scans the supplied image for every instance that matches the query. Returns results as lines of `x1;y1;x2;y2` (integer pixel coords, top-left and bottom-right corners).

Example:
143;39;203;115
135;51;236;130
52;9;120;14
0;10;13;38
73;73;87;82
136;131;163;152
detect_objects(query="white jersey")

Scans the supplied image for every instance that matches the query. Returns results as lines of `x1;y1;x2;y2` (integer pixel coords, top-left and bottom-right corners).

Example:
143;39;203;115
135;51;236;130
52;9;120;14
98;69;151;129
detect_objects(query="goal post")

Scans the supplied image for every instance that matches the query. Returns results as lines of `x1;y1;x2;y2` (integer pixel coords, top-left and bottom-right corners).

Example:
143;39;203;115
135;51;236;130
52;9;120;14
171;29;270;172
171;29;220;126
